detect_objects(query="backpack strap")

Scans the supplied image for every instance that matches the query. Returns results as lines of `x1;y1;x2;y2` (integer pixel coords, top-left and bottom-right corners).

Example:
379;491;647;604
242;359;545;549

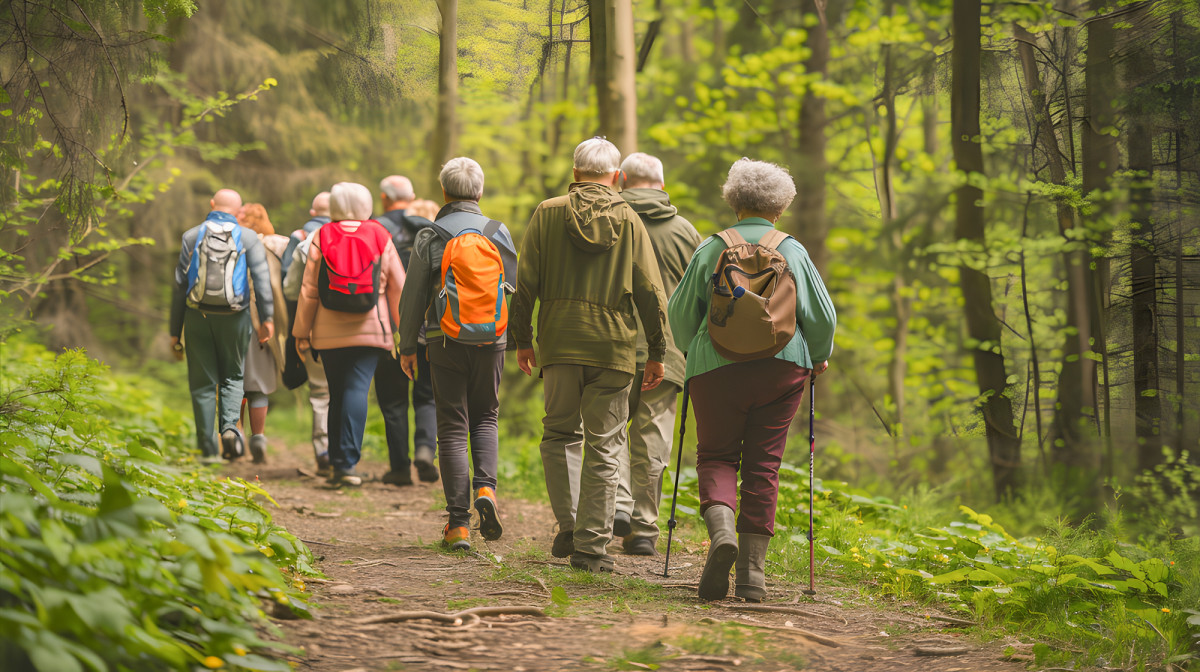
716;229;748;248
758;229;790;251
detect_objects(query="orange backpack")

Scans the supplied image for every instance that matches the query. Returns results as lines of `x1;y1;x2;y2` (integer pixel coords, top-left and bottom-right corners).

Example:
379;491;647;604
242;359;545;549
433;213;514;345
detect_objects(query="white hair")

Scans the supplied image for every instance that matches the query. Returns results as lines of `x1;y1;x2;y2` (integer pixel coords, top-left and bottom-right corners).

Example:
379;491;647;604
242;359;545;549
380;175;415;201
721;158;797;217
329;182;374;221
620;152;665;188
439;157;485;201
573;137;621;176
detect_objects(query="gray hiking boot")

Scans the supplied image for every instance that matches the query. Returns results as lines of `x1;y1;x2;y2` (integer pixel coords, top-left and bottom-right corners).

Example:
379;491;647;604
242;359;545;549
734;532;770;602
570;552;614;573
414;445;439;483
249;434;268;464
698;505;738;601
623;535;658;556
612;510;633;538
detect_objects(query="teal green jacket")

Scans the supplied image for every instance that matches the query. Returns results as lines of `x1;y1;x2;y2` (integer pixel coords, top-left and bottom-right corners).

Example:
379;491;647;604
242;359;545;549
667;219;837;381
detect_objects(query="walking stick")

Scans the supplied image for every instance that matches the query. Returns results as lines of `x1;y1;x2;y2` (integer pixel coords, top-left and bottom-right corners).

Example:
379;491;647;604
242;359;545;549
803;373;817;596
662;380;690;578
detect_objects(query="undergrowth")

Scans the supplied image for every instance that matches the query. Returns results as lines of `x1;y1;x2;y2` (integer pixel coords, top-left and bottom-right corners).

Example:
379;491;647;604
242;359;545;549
0;340;315;671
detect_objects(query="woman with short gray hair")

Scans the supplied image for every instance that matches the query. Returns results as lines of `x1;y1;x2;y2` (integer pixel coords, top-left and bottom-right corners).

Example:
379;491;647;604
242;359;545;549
667;158;837;602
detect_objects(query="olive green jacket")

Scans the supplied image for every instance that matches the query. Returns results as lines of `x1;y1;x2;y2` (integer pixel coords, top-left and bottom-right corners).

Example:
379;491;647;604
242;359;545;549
510;182;669;375
622;188;702;387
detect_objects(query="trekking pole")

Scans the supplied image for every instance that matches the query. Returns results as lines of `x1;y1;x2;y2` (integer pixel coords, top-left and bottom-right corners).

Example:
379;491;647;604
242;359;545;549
803;373;817;596
662;380;690;578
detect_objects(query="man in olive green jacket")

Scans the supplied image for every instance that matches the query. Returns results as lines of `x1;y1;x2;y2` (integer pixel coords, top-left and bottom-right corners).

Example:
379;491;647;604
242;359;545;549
614;152;702;556
511;137;670;572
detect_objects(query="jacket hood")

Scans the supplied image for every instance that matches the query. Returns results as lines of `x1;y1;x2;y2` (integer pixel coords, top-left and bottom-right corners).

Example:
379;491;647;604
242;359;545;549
621;188;678;222
567;182;625;252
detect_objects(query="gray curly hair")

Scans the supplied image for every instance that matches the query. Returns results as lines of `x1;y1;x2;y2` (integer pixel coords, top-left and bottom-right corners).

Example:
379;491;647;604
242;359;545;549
721;158;797;218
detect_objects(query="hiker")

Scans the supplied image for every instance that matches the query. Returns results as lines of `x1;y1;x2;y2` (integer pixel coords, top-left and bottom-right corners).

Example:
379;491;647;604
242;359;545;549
395;157;517;551
667;158;836;602
614;153;702;556
376;175;439;486
281;191;332;280
292;182;405;487
510;137;670;572
407;199;440;221
282;216;330;473
237;203;290;464
170;188;275;462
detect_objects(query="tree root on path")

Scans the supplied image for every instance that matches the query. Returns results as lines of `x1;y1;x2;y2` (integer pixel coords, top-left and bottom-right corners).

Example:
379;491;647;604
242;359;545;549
353;605;547;627
922;614;976;627
726;604;848;626
913;645;969;656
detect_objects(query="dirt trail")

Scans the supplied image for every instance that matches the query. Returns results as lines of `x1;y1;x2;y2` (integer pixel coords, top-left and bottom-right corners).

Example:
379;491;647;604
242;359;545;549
226;444;1032;672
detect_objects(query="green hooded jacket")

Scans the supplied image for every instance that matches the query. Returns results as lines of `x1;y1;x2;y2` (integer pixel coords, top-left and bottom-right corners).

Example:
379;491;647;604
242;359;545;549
510;182;669;375
621;188;702;387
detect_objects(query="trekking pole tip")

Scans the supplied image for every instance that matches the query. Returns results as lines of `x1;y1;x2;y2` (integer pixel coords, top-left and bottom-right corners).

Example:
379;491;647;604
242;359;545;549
801;589;817;596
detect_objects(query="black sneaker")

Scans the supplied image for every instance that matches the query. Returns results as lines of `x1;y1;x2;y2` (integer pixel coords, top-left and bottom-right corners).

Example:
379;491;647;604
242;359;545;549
623;536;658;556
381;469;414;486
220;428;244;461
327;468;363;488
551;530;575;558
570;552;614;573
315;452;332;478
612;511;633;538
414;445;439;483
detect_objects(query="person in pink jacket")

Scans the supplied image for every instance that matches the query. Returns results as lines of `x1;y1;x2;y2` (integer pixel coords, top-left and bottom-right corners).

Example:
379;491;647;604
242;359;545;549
293;182;405;487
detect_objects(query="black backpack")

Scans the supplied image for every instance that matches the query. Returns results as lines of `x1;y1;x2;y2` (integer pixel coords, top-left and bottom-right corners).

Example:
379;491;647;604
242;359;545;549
378;210;434;269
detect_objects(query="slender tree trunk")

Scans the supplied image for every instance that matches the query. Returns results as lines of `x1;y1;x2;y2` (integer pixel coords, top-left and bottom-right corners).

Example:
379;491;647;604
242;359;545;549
878;0;907;427
792;0;829;272
588;0;610;138
607;0;637;154
952;0;1021;500
430;0;458;194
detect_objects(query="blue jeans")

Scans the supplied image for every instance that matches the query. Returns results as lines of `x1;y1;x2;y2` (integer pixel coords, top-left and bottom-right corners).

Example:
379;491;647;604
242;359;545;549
319;346;382;472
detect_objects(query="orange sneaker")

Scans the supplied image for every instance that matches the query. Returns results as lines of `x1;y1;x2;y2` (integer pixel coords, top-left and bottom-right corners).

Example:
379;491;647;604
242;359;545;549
474;487;503;541
443;524;470;551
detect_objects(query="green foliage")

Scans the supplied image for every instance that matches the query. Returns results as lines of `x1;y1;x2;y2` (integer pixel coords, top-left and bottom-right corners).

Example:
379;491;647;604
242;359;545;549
0;339;314;671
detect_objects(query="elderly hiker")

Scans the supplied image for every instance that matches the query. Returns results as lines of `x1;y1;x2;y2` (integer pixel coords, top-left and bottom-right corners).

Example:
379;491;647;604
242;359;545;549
510;137;670;572
170;188;275;463
668;158;836;602
292;182;405;487
237;203;290;464
613;152;702;556
282;228;331;474
395;158;518;551
376;175;439;486
281;191;331;280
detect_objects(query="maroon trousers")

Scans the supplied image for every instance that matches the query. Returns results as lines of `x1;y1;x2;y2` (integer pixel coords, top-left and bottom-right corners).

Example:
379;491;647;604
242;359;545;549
690;359;809;537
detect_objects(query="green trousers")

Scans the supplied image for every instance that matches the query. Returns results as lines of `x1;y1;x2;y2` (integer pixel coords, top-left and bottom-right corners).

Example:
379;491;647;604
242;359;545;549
616;373;680;543
539;364;634;557
183;308;252;456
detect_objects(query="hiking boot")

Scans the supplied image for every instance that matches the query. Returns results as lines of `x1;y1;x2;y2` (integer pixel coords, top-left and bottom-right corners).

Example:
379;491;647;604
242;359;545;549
698;505;738;601
327;468;363;488
220;428;244;461
612;511;633;538
623;536;658;556
315;452;332;478
443;524;471;551
381;469;414;487
474;487;503;541
249;434;268;464
414;445;439;483
551;530;575;558
569;551;614;573
735;532;770;602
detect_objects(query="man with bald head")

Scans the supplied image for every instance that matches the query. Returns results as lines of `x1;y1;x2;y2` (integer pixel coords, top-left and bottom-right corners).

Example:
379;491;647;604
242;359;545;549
281;191;332;279
376;174;439;485
171;188;275;463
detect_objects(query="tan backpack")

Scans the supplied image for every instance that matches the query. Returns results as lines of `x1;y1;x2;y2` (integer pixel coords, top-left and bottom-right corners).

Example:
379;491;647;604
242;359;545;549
706;229;797;361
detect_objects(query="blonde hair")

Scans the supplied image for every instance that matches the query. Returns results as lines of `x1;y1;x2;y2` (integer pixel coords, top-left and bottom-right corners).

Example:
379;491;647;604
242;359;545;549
239;203;274;236
408;199;440;221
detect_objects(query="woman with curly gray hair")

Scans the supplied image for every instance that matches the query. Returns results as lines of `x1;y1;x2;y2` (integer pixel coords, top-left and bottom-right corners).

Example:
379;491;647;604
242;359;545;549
667;158;837;602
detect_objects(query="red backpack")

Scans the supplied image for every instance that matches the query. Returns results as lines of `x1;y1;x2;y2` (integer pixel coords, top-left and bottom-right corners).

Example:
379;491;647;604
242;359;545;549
316;220;391;313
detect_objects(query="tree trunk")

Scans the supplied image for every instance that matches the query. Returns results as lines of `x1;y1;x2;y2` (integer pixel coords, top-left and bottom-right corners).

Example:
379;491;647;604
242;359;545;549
588;0;610;138
792;0;829;272
952;0;1021;500
607;0;637;154
430;0;458;195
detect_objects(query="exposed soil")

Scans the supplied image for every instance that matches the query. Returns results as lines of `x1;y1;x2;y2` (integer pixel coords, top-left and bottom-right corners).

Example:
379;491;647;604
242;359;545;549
225;442;1036;672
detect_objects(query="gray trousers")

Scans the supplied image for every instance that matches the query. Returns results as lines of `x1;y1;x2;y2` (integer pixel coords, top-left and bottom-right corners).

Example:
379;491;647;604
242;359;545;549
539;364;634;557
616;373;679;542
183;308;251;456
430;339;505;528
304;353;330;459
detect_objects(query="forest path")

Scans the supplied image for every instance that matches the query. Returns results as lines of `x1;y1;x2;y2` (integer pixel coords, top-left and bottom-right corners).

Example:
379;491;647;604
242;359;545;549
225;442;1031;672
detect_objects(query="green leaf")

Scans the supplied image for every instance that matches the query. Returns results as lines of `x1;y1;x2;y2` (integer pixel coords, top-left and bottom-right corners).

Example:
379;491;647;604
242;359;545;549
551;586;571;606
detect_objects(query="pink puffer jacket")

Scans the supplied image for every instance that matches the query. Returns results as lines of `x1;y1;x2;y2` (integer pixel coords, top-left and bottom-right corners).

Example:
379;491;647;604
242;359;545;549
291;221;405;351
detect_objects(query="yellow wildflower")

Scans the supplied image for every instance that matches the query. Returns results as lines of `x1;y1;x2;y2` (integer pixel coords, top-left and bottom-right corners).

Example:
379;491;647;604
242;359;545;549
202;657;224;669
1162;608;1171;614
234;647;247;656
178;499;188;508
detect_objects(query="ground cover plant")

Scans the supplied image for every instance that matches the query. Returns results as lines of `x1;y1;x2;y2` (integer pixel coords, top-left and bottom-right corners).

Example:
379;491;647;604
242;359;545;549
0;339;315;671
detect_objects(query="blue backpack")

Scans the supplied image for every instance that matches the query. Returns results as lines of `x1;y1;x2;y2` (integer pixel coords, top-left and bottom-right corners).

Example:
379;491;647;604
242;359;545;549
186;223;249;311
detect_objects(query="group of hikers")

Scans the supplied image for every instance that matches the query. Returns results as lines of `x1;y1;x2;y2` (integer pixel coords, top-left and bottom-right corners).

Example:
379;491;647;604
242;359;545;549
169;137;837;601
